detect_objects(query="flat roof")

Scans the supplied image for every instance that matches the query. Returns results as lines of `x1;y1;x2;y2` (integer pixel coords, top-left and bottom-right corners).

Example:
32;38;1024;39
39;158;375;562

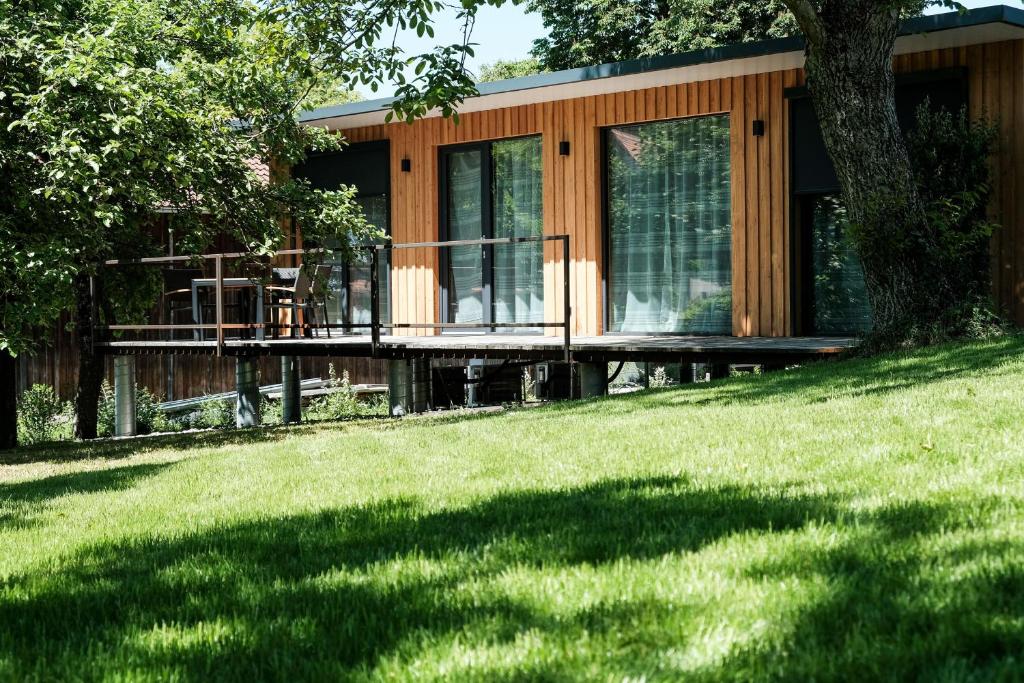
301;5;1024;128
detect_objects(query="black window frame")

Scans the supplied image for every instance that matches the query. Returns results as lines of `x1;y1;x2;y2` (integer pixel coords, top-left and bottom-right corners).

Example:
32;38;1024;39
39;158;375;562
295;140;392;329
786;68;969;335
438;134;542;333
600;112;734;336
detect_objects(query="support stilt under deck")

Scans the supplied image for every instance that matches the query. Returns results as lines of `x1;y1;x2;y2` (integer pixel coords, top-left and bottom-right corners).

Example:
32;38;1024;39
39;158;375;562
389;359;431;416
281;356;301;424
235;358;261;428
114;355;137;437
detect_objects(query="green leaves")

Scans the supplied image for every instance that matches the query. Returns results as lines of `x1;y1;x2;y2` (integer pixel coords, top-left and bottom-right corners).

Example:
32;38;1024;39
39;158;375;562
1;0;488;352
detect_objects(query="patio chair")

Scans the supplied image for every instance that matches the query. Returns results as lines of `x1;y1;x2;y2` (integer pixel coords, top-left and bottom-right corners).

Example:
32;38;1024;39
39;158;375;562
265;264;334;339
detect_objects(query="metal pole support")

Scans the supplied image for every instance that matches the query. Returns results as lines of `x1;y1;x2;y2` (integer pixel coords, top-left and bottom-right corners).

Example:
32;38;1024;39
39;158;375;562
113;355;137;437
281;355;301;424
388;359;431;416
235;358;261;428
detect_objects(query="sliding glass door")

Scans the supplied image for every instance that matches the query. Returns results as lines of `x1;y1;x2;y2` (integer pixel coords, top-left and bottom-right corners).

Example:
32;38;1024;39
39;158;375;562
605;114;732;334
441;136;543;332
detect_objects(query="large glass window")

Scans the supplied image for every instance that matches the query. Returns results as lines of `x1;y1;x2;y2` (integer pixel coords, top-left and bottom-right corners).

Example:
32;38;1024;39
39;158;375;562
442;136;543;331
606;115;732;334
806;194;872;335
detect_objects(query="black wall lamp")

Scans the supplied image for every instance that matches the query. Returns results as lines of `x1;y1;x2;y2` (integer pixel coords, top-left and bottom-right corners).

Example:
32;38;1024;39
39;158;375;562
752;120;765;137
400;158;411;172
559;140;571;156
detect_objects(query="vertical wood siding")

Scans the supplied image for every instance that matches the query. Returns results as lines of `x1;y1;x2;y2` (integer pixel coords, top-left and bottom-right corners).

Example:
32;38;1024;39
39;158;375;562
338;39;1024;335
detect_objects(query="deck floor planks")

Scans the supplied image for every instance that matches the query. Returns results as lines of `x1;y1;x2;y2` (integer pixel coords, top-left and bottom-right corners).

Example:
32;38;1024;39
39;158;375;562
97;335;857;363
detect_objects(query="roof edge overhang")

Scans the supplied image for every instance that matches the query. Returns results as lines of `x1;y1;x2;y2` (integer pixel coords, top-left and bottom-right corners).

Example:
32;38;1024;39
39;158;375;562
300;5;1024;130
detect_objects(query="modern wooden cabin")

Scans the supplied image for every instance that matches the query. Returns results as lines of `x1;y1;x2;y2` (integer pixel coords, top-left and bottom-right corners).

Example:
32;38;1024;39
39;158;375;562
298;5;1024;341
22;5;1024;412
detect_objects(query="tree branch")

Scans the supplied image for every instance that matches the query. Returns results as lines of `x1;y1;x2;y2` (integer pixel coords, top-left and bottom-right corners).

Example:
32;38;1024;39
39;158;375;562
780;0;824;46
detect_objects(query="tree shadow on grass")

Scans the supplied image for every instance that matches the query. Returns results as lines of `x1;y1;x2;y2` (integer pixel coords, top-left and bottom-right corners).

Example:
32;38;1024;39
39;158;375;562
0;462;175;530
0;476;836;679
0;475;1020;680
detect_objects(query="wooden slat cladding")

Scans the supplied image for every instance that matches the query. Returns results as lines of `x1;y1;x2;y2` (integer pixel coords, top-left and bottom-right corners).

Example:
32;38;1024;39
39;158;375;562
331;40;1024;335
337;74;791;336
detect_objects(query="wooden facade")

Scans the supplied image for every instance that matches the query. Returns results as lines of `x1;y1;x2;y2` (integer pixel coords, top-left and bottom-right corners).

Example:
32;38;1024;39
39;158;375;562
331;40;1024;338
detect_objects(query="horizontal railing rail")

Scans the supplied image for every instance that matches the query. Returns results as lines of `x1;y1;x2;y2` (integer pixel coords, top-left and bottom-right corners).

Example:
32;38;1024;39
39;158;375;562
367;234;571;362
96;234;572;361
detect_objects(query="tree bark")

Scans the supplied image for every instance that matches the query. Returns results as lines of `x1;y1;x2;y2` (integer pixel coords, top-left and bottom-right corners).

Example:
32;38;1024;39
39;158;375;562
786;1;937;340
74;273;104;440
0;347;17;450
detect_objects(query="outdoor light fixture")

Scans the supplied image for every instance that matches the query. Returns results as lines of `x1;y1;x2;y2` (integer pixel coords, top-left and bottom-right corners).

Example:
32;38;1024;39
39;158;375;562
401;158;411;172
752;120;765;137
559;141;571;156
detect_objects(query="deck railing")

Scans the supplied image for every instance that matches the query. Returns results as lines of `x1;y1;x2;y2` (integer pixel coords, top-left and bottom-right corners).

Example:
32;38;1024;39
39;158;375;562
96;234;572;362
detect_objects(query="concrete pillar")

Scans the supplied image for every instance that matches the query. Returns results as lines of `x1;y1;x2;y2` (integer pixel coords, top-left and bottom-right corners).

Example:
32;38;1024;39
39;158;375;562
113;355;137;437
578;362;608;398
235;358;261;428
388;359;431;416
281;356;301;424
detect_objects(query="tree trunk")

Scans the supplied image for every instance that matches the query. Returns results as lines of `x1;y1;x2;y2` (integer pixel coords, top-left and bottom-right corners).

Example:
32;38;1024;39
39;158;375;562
0;347;17;450
795;1;937;340
74;273;104;440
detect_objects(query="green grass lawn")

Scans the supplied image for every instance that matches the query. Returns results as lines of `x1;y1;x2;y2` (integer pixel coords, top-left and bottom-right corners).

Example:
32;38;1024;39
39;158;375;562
2;338;1024;681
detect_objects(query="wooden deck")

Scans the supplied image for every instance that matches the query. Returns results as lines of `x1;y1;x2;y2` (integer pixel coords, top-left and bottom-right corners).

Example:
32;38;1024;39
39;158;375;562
97;334;858;364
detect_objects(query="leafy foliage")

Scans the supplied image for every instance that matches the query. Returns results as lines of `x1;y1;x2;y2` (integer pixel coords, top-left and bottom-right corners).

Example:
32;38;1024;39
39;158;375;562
527;0;795;70
907;105;999;304
298;74;364;112
849;104;1002;351
16;385;74;446
306;365;388;421
477;58;545;83
96;381;171;437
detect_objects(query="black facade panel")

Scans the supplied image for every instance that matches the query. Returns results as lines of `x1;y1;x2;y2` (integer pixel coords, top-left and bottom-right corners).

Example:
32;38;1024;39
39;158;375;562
293;141;390;196
790;70;968;195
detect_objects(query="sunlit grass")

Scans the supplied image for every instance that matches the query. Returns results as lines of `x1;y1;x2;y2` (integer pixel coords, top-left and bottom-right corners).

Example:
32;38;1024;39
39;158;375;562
1;336;1023;680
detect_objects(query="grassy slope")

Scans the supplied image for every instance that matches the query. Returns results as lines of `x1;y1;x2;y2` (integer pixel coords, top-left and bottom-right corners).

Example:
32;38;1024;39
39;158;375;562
1;338;1023;681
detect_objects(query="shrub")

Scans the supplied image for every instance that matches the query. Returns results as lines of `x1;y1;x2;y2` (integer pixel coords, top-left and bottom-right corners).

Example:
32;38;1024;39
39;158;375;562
17;385;74;445
858;103;1002;351
197;398;235;430
647;366;672;389
97;381;174;437
260;395;283;426
306;364;387;421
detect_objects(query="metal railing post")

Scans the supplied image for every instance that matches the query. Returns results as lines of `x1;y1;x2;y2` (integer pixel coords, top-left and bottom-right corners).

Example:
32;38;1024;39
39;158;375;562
370;246;380;357
215;255;224;356
562;235;571;364
89;275;99;353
